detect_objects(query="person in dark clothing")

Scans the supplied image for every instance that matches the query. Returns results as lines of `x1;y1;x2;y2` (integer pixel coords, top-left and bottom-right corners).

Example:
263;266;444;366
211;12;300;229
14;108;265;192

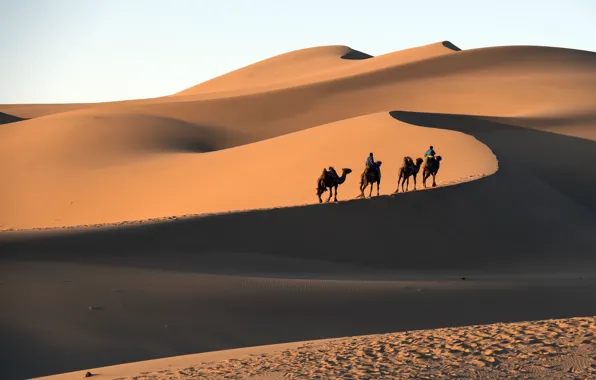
365;152;379;176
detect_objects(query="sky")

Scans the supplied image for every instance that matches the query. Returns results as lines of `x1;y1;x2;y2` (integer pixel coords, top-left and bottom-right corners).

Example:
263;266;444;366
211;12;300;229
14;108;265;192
1;0;594;104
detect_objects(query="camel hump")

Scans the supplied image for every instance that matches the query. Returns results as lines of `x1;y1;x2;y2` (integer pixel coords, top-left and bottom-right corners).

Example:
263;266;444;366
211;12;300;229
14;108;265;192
403;156;413;166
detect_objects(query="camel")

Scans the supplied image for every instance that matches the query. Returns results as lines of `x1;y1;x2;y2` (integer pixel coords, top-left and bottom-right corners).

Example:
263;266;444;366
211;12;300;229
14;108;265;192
394;156;424;193
358;161;382;198
316;167;352;203
422;156;442;188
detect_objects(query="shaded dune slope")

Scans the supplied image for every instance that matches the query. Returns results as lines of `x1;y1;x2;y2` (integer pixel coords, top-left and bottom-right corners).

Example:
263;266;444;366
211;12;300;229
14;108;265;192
0;111;27;125
2;111;595;272
1;110;595;379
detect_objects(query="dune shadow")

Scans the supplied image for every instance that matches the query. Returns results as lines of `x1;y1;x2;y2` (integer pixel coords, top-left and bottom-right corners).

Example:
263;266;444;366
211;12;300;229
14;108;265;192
0;112;28;125
442;41;462;52
341;48;374;60
1;110;596;275
389;110;596;213
170;139;217;153
2;111;596;380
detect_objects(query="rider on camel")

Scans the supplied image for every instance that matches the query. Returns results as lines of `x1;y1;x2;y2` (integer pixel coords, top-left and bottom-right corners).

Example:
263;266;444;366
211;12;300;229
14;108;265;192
365;152;379;177
424;145;436;163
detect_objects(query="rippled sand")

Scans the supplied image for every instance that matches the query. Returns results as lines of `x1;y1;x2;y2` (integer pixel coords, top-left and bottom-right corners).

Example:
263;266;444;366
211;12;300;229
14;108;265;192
107;316;596;379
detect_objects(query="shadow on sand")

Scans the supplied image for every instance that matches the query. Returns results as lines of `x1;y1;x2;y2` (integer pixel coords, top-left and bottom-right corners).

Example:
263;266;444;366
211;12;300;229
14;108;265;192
0;112;28;125
2;111;595;275
2;111;596;380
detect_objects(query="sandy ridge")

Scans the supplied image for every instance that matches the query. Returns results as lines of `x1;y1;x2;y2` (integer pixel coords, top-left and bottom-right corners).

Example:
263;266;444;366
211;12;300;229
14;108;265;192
0;172;490;234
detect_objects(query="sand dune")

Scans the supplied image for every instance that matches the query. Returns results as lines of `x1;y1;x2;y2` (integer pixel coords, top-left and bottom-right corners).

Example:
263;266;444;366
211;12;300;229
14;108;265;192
173;45;373;96
1;40;596;379
37;316;596;379
2;42;596;230
172;41;459;97
0;112;497;229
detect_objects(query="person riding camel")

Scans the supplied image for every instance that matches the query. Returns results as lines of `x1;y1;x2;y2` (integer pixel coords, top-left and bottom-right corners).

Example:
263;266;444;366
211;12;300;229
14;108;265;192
424;145;436;163
365;152;379;177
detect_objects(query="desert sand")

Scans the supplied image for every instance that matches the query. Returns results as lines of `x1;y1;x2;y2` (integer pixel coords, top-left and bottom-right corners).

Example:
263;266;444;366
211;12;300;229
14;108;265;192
36;316;596;379
1;41;596;379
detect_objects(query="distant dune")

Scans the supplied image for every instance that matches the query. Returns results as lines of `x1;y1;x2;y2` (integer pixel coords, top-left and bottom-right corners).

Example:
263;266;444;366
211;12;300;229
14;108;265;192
1;41;595;379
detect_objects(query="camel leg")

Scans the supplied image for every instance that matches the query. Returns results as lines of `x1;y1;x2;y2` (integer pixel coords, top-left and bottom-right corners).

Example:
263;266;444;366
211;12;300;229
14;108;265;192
405;176;409;192
326;186;333;202
376;181;380;196
333;185;339;202
432;173;437;187
423;173;428;188
369;182;373;198
413;174;417;191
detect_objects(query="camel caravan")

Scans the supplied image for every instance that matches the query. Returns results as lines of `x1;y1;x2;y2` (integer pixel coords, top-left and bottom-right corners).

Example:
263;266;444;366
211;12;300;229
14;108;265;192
316;146;442;203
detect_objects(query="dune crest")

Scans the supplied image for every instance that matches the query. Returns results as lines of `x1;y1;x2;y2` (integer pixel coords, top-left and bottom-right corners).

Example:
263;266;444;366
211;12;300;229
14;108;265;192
172;45;373;96
172;41;462;97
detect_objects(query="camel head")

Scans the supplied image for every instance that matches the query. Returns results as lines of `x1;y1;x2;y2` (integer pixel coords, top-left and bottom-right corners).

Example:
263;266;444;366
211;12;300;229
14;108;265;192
342;168;353;174
436;156;442;162
375;161;382;167
415;158;424;166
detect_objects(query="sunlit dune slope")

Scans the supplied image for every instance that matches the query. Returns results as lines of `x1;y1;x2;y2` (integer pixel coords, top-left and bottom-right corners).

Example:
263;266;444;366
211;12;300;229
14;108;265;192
0;112;496;230
173;45;373;96
172;41;461;96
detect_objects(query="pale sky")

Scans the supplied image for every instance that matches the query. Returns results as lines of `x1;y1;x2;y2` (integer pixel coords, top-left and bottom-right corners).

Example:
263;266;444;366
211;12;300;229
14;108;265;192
1;0;594;104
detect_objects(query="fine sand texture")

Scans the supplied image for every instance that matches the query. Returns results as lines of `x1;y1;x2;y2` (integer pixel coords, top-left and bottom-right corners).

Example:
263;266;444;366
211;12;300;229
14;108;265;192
1;41;596;379
36;316;596;379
